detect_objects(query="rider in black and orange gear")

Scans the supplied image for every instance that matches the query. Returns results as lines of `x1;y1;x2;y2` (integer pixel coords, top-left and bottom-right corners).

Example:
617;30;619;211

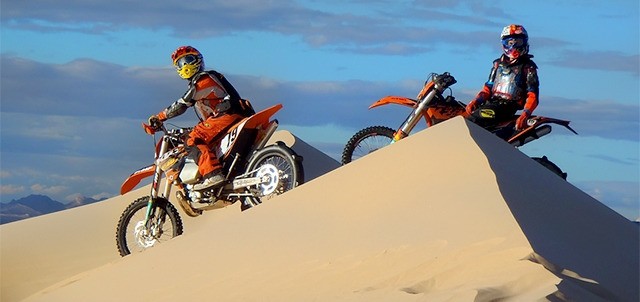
147;46;254;191
466;24;539;137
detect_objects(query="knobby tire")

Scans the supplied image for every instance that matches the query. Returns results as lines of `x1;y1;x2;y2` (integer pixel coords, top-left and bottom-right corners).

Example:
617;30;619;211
243;142;304;209
341;126;395;165
115;196;183;256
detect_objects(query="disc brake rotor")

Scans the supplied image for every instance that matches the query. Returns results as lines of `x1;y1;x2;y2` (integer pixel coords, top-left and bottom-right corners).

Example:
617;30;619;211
134;220;157;248
256;164;280;196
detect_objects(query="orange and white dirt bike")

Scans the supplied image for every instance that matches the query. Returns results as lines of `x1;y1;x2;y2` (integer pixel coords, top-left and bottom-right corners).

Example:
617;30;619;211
116;104;304;256
342;72;578;178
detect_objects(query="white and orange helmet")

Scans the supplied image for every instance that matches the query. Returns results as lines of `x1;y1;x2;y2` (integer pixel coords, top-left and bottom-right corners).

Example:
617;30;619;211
500;24;529;60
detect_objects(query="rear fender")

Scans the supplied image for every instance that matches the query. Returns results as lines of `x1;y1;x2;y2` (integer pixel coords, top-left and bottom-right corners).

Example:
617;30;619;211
244;104;283;128
121;165;156;195
217;104;283;158
534;116;578;135
507;116;578;145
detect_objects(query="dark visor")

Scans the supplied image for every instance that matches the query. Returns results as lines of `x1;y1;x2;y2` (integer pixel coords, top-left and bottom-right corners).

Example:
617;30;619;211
502;37;525;49
175;55;198;68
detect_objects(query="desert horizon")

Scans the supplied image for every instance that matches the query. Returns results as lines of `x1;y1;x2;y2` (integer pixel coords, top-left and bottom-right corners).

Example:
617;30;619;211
1;118;638;302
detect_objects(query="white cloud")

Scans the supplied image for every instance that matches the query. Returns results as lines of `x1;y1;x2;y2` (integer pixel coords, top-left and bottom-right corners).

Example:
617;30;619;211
30;184;68;195
1;184;25;195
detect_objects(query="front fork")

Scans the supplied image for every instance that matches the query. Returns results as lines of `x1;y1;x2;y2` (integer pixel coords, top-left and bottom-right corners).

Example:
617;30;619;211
145;138;173;224
393;89;438;142
144;166;164;222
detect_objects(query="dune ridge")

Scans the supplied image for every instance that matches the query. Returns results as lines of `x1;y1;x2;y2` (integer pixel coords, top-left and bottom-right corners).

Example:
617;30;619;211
2;118;637;302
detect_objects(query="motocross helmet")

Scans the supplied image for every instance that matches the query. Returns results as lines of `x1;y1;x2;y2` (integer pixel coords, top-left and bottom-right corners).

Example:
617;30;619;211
171;46;204;79
500;24;529;60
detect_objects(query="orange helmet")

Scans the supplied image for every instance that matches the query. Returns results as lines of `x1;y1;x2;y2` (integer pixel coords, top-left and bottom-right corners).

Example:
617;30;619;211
171;46;204;79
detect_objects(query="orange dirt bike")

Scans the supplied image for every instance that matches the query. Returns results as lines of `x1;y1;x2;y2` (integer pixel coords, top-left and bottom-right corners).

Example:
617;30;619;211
116;104;304;256
342;72;577;178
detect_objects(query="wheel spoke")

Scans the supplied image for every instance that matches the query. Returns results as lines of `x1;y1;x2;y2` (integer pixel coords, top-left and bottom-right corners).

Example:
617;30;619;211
116;196;183;256
242;145;302;209
342;126;395;164
260;155;294;192
353;135;393;160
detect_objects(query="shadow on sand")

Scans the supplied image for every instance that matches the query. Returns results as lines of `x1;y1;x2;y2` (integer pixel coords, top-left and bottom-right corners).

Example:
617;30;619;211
467;120;639;302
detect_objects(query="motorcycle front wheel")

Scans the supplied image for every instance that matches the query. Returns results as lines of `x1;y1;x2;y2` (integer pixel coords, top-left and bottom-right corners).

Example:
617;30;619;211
115;196;183;256
341;125;395;165
242;142;304;210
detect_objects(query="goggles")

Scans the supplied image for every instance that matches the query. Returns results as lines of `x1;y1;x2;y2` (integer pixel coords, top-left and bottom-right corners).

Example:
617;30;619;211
175;54;198;68
501;37;525;49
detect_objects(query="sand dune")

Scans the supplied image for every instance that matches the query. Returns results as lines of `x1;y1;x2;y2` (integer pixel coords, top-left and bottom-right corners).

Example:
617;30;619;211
1;118;637;302
0;131;339;302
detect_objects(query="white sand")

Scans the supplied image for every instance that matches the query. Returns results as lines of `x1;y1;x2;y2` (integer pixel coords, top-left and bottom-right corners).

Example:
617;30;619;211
1;118;637;302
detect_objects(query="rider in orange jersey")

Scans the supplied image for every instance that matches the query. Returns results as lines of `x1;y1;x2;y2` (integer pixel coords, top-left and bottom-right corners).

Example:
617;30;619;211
147;46;254;191
466;24;539;137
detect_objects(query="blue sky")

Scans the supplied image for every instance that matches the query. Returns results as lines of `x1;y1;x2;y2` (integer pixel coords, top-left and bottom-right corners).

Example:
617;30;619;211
1;0;638;219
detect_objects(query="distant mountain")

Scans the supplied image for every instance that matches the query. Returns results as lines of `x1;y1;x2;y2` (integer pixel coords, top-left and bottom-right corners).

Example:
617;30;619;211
0;194;107;225
11;194;65;213
0;203;41;224
65;195;104;209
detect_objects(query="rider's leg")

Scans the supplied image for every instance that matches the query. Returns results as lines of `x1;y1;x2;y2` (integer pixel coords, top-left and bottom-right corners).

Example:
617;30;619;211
187;114;244;190
190;145;225;190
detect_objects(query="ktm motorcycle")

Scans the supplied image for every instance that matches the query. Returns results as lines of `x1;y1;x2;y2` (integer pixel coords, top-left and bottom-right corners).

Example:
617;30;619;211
342;72;578;178
116;104;304;256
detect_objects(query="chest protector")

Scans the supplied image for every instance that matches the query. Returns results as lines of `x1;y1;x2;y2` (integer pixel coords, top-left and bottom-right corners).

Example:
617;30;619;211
491;63;527;101
191;71;255;120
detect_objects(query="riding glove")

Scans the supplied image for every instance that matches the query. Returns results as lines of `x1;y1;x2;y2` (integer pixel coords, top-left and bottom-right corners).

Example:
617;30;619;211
465;99;481;115
516;110;531;130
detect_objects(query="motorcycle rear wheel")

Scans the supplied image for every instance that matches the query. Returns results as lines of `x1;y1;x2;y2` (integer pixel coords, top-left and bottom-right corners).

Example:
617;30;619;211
341;126;395;165
242;142;304;210
115;196;183;256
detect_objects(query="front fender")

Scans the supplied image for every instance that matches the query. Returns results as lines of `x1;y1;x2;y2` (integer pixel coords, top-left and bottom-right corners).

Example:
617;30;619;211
369;96;417;110
120;165;156;195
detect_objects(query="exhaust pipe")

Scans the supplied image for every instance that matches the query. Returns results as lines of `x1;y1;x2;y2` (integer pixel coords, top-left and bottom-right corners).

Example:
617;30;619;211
511;125;552;147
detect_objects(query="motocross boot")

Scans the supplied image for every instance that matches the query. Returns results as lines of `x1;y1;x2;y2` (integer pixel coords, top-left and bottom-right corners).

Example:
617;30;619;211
193;171;226;191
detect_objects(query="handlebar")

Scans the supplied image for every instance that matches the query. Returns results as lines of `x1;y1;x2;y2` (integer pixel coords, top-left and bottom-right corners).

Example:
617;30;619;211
142;119;191;137
432;72;457;92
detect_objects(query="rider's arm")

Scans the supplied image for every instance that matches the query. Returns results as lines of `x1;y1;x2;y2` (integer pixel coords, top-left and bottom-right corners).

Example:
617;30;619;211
473;60;499;104
465;60;498;114
156;85;197;121
522;63;539;115
474;83;492;104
